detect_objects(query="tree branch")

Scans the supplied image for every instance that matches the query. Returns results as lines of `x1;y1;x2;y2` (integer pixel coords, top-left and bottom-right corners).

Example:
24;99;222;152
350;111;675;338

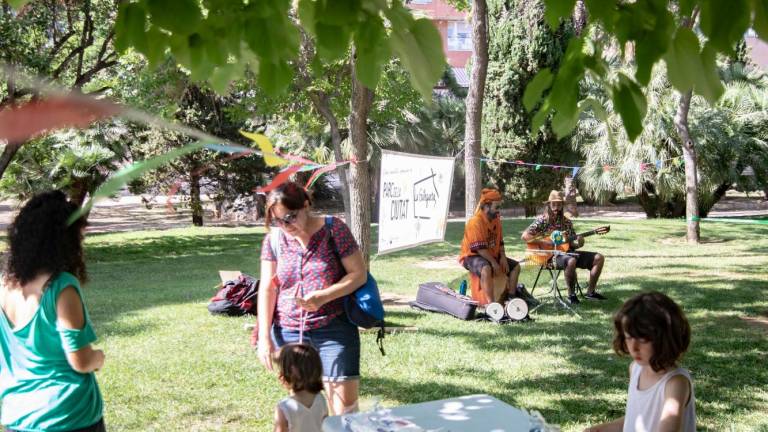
75;58;117;88
76;0;95;80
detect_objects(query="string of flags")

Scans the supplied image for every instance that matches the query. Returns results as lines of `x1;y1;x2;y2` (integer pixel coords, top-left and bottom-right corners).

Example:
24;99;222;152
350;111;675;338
0;62;691;221
0;91;354;222
479;155;686;178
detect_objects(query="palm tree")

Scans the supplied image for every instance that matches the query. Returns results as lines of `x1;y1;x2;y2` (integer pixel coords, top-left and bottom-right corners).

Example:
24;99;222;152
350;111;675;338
572;64;768;218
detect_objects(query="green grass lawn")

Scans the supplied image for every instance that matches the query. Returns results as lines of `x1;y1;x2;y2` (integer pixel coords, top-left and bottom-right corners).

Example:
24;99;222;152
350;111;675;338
4;218;766;431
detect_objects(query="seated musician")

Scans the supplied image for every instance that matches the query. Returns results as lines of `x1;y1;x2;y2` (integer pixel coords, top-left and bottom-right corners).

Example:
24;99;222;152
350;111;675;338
521;190;607;305
459;188;530;305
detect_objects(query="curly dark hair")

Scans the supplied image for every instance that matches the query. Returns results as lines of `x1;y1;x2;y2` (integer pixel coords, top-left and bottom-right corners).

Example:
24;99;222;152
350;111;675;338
613;291;691;372
276;343;324;394
3;190;88;285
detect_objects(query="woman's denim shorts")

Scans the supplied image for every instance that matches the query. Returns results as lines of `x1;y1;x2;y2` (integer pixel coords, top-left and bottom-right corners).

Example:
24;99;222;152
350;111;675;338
271;314;360;382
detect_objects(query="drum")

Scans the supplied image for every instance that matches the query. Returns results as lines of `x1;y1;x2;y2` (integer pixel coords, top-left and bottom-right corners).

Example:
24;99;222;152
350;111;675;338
469;273;509;306
505;298;528;321
485;302;505;322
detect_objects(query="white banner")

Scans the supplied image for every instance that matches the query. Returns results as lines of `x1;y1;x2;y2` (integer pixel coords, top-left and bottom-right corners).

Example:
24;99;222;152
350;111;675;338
377;150;455;254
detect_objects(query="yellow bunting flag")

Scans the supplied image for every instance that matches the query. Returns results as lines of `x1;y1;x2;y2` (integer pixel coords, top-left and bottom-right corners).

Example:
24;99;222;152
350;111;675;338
239;131;287;167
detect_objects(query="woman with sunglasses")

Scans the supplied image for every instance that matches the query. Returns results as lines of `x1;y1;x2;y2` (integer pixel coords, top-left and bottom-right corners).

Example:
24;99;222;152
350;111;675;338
256;181;368;416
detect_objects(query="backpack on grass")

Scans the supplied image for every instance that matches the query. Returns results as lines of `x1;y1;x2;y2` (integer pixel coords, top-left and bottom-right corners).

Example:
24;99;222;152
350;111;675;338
208;274;259;316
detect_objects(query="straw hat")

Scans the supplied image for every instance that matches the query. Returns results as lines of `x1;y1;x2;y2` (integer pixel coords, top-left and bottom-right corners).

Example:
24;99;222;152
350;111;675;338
544;190;565;203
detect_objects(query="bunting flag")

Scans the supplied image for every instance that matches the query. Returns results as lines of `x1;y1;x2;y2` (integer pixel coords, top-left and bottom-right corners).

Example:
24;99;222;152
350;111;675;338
257;165;304;193
480;155;683;176
0;87;350;223
305;163;340;189
0;96;119;142
240;130;288;167
571;167;580;177
165;147;257;211
68;140;209;224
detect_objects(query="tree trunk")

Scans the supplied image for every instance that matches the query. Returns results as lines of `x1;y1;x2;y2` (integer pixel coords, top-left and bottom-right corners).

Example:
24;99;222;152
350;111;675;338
638;186;659;218
524;202;538;217
68;178;91;207
371;162;381;224
464;0;489;219
349;52;375;266
564;175;579;218
0;143;21;181
317;97;352;224
190;171;204;226
699;182;731;217
674;90;700;243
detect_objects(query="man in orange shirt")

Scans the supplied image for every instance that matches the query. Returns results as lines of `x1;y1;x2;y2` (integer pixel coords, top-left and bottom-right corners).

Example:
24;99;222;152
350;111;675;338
459;188;528;305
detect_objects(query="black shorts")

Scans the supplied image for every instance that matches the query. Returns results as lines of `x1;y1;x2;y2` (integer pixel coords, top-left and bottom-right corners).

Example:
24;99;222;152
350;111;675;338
553;250;598;270
462;255;519;277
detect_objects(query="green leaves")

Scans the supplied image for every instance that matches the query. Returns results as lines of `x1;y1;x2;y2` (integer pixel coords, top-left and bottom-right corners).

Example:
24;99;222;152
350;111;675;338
664;29;724;103
611;73;647;142
584;0;616;28
6;0;28;9
697;43;725;103
114;3;148;54
304;0;358;61
111;0;444;99
753;0;768;41
146;0;202;35
387;6;446;100
354;14;391;89
543;0;576;29
664;28;701;93
699;0;750;54
615;0;674;86
523;68;553;112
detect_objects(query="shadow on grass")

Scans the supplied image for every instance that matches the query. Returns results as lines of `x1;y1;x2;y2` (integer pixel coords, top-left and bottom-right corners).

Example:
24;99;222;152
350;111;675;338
77;221;767;429
83;229;266;335
375;270;767;430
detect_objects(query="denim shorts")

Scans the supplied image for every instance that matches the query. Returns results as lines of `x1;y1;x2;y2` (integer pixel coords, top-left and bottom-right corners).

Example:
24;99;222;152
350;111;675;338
271;314;360;382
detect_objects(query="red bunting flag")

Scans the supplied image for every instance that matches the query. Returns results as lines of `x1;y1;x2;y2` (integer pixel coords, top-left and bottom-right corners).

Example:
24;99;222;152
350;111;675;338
257;165;304;194
0;95;119;142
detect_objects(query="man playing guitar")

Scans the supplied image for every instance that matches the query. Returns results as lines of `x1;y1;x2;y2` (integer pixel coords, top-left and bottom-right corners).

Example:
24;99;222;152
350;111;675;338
521;190;607;305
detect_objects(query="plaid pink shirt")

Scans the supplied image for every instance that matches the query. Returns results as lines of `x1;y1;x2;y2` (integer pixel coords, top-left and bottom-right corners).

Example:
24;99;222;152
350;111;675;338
261;217;359;330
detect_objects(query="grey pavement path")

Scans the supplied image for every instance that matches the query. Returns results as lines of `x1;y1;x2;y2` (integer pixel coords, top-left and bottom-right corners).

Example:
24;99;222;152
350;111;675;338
0;191;765;234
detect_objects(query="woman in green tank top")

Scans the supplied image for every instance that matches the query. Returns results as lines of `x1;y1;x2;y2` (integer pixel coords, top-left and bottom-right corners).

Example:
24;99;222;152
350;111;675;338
0;191;105;432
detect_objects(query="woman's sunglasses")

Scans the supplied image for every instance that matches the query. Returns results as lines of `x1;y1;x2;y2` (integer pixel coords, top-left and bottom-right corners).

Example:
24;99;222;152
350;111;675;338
272;210;299;226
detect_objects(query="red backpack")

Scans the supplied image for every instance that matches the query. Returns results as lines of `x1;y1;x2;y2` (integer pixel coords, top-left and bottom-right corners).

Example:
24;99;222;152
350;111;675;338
208;274;259;316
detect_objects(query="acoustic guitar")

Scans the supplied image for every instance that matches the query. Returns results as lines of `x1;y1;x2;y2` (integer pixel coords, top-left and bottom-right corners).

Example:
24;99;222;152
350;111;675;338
525;225;610;266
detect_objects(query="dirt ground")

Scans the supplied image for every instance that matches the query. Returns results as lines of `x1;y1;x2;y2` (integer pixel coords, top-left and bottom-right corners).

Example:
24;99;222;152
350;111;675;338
0;190;765;233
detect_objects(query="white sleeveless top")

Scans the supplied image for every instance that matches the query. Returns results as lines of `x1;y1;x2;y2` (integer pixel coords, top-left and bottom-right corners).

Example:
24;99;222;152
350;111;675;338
278;393;328;432
624;362;696;432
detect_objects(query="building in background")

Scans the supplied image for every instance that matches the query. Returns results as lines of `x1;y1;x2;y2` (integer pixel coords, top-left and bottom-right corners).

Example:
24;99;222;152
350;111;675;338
407;0;471;88
746;30;768;70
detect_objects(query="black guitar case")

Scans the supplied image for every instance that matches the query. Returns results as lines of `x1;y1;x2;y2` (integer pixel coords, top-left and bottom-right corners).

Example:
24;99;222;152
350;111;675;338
410;282;478;320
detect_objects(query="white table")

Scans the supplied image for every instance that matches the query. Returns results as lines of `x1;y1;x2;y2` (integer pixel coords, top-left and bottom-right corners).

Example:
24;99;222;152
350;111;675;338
322;394;537;432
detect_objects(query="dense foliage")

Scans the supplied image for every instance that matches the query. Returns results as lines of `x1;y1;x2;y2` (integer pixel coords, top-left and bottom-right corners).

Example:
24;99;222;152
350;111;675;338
483;0;577;215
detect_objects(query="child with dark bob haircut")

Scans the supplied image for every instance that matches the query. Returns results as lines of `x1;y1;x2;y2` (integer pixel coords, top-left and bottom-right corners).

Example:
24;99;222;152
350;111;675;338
585;292;696;432
273;343;328;432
